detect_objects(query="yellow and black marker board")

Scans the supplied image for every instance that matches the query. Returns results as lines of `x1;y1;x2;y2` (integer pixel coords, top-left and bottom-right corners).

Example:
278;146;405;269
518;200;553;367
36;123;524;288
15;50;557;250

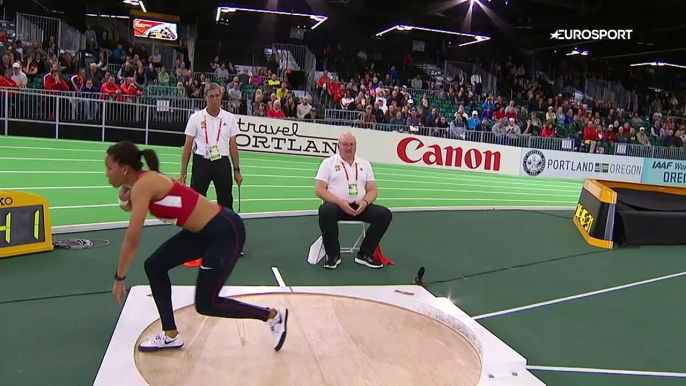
573;179;617;249
0;191;54;258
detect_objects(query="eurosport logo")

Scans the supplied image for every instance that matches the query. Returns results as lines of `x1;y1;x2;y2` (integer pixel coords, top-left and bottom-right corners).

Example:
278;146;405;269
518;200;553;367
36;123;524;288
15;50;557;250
550;29;633;40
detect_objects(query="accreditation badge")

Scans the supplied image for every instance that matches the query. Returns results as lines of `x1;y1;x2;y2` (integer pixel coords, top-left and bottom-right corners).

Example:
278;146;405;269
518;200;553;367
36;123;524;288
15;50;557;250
348;183;358;196
208;145;221;161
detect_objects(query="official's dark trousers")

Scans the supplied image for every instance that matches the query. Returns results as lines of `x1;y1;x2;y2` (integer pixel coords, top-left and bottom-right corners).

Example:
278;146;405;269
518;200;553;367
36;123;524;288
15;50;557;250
318;202;393;258
190;154;234;210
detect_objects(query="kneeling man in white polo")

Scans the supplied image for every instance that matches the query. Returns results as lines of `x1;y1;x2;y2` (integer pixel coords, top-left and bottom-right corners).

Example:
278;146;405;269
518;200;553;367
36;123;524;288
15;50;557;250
314;132;393;269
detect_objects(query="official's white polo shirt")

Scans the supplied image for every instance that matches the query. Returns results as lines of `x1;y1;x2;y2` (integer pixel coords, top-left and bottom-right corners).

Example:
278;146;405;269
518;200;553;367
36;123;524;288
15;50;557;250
315;154;375;201
184;108;240;157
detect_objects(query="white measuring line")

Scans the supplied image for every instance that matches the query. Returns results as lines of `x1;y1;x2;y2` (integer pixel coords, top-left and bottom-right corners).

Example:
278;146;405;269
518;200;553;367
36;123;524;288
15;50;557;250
271;267;287;288
0;139;584;186
527;365;686;379
473;270;686;321
0;155;582;189
2;184;580;198
0;169;582;193
48;197;575;210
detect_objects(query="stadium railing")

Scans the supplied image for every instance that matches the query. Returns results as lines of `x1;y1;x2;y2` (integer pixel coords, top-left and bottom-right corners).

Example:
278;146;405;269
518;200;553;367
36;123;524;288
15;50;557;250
2;87;686;161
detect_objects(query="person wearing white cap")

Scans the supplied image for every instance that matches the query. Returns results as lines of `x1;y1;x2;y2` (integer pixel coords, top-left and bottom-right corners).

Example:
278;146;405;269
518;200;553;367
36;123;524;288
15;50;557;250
11;62;27;88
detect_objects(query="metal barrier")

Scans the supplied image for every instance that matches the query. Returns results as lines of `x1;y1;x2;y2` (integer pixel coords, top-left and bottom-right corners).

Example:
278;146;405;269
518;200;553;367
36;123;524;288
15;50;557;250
16;13;85;54
584;78;632;109
443;60;497;96
271;43;316;89
2;87;686;162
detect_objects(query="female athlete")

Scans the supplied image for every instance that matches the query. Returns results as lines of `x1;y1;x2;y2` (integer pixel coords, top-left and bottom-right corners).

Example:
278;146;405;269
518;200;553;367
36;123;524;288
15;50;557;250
105;140;288;352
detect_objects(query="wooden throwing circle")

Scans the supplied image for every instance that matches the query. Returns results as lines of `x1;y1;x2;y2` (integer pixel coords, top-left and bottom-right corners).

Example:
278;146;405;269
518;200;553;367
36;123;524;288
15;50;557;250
134;293;482;386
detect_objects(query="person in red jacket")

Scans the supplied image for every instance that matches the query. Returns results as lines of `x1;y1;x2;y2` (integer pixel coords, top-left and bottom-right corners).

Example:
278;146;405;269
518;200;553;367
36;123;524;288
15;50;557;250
267;100;285;118
583;124;602;153
100;76;120;100
118;77;142;102
43;69;70;92
0;69;17;88
541;123;556;137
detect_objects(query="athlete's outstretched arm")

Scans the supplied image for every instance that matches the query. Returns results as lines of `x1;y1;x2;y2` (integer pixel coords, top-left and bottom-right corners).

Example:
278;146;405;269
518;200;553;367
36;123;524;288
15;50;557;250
116;182;152;278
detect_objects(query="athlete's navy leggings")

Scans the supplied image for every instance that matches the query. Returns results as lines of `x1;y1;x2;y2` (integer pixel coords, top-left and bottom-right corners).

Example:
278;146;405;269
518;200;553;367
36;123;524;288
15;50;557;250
143;206;271;331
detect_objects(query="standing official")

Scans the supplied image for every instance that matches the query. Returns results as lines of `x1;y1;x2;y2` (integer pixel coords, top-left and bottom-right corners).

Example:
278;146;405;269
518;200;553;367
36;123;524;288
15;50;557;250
180;82;244;254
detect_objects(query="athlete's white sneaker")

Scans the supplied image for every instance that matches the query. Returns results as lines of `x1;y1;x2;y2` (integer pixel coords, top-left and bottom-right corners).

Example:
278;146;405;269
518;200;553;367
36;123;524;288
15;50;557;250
137;332;184;352
269;308;288;351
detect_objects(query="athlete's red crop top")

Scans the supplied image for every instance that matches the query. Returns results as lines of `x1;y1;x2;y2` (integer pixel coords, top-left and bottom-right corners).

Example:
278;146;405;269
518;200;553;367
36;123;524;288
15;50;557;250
148;179;201;227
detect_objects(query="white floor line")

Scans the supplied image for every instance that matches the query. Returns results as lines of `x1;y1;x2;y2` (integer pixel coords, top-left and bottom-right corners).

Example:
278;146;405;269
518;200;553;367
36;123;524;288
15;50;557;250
0;137;584;186
271;267;287;288
527;365;686;379
2;184;580;198
48;197;575;210
0;171;581;193
473;270;686;321
0;155;582;189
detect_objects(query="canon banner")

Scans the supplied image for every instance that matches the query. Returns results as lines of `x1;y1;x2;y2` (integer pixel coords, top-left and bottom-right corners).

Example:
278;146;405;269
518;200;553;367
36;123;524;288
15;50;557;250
233;116;521;175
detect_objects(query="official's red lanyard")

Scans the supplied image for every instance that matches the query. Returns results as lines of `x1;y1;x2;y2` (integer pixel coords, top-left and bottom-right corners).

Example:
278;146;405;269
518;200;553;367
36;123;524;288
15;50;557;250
203;115;222;146
341;162;358;182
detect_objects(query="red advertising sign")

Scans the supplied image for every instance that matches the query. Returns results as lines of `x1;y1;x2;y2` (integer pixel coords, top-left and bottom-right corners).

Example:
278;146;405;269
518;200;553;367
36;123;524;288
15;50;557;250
133;19;178;41
396;136;502;171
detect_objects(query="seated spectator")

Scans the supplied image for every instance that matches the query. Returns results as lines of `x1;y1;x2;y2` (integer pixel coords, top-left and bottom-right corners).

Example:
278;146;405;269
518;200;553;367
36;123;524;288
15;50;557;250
210;55;220;71
151;49;162;66
157;66;170;86
228;81;242;112
268;100;285;118
60;52;77;75
237;68;250;86
34;52;46;74
276;82;289;100
0;69;18;89
71;68;86;91
214;63;229;81
303;107;318;121
174;82;186;98
119;77;142;101
175;61;189;78
297;97;312;119
112;44;127;63
145;63;157;85
80;78;99;120
100;76;120;99
86;63;103;87
95;51;108;71
43;69;69;92
267;73;280;88
133;66;146;88
541;122;556;138
11;62;27;88
637;127;651;146
250;69;264;86
22;55;38;79
282;96;297;118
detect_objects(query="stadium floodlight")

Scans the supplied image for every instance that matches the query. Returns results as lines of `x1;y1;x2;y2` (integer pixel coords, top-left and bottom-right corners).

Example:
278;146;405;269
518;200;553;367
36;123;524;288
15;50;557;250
567;49;589;56
122;0;146;12
631;61;686;69
215;6;328;29
374;24;490;47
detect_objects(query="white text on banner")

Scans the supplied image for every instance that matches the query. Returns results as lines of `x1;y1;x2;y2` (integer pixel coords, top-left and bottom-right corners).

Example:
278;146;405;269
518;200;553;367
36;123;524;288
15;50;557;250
234;116;521;176
519;148;643;182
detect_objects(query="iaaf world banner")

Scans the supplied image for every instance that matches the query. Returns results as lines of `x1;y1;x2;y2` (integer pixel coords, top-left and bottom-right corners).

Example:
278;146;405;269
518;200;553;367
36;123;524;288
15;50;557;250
133;18;178;41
